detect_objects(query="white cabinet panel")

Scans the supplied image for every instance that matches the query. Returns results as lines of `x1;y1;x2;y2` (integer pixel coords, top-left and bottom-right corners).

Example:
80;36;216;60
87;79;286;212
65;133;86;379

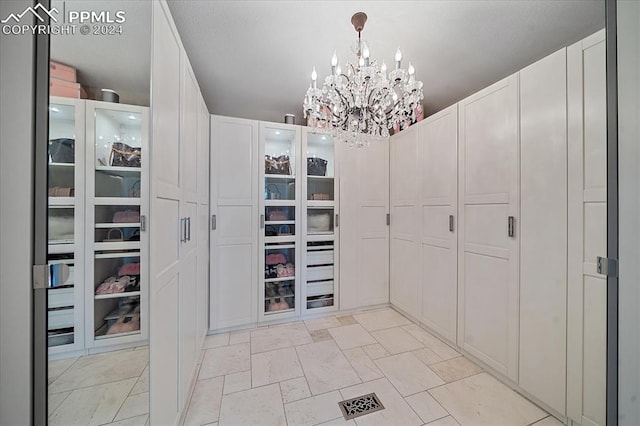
215;245;255;328
458;74;519;381
519;47;568;415
359;238;389;306
418;105;458;344
216;121;256;204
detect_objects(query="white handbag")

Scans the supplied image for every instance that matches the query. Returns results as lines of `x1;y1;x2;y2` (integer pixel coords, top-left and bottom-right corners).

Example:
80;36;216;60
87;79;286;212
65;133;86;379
308;212;331;233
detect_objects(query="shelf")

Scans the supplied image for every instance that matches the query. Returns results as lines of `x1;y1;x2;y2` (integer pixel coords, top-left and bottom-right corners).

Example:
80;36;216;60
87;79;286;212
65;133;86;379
307;244;334;251
49;162;75;168
265;220;295;225
307;201;334;208
95;222;141;229
307;234;335;243
307;175;334;180
265;235;295;244
265;200;295;207
264;308;295;315
48;197;75;206
95;291;141;300
95;251;140;259
49;243;75;254
265;244;295;250
96;165;141;173
265;293;295;301
94;197;140;206
265;277;296;283
265;174;295;180
94;241;140;251
95;330;141;340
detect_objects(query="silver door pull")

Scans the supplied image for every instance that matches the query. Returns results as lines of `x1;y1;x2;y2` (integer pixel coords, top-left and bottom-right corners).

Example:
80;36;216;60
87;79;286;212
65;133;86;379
449;215;455;232
508;216;515;238
211;214;217;230
186;217;191;241
386;213;390;226
180;218;187;242
260;214;265;229
335;213;339;227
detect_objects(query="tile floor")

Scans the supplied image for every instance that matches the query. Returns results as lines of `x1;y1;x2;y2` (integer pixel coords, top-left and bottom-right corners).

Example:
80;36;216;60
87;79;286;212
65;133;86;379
48;346;149;426
183;308;561;426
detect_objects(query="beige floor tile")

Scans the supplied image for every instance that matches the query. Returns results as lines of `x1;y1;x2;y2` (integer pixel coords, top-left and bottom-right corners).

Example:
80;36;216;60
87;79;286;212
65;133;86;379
405;391;448;424
184;376;224;426
374;352;444;396
48;357;78;384
218;383;286;425
130;364;149;395
199;343;250;379
372;327;424;355
362;344;389;360
251;323;313;354
114;392;148;422
339;378;422;426
203;333;230;349
316;418;355;425
328;324;377;350
428;357;482;383
354;309;412;331
48;391;70;416
223;370;251;395
305;316;342;331
412;347;447;366
336;315;359;326
284;390;344;425
425;415;460;425
229;331;250;345
296;340;361;395
402;325;460;360
104;414;149;426
251;347;304;387
310;329;333;342
343;347;384;382
48;349;147;393
280;377;311;403
48;377;137;426
429;373;547;426
531;416;565;426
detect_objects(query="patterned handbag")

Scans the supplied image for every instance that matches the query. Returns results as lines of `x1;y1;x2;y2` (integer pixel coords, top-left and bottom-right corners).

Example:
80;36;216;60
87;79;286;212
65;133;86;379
265;155;291;175
109;142;141;168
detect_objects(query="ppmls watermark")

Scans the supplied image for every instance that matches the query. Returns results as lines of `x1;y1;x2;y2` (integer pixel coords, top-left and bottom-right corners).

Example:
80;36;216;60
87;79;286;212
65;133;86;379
1;2;126;36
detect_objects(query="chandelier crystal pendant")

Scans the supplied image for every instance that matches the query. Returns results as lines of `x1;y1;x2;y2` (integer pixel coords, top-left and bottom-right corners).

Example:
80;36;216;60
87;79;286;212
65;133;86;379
303;12;424;147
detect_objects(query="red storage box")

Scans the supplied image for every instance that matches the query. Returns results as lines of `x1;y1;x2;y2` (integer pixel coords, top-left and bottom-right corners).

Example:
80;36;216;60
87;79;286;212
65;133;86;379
50;61;76;82
50;78;82;99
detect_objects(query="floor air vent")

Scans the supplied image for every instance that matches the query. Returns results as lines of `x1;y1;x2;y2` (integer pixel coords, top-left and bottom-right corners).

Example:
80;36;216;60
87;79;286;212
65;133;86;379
338;393;385;420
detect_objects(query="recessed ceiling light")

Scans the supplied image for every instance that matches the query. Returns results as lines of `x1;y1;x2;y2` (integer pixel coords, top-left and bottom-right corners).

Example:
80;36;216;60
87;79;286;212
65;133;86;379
321;136;327;140
275;131;281;135
49;107;60;113
128;115;137;120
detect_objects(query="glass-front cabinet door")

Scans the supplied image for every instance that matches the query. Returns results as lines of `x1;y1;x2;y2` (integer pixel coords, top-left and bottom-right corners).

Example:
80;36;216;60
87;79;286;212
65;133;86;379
303;130;338;313
47;97;85;355
85;101;149;348
259;123;301;321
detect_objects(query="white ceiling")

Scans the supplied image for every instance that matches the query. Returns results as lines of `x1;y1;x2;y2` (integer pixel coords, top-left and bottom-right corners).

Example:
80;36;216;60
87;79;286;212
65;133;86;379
167;0;604;123
49;1;604;121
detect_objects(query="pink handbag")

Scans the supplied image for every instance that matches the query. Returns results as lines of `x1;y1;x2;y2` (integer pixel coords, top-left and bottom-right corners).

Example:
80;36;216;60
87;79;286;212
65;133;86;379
266;253;286;265
107;313;140;334
118;262;140;276
268;299;290;312
113;210;140;223
95;276;130;295
268;210;288;221
276;263;295;278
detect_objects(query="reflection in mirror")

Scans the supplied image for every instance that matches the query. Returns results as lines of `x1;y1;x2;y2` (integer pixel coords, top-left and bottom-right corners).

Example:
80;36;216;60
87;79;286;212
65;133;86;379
46;1;151;424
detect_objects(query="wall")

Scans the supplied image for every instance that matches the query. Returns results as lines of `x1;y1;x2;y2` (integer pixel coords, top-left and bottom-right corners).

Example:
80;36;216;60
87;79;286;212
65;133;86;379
0;0;35;423
617;0;640;423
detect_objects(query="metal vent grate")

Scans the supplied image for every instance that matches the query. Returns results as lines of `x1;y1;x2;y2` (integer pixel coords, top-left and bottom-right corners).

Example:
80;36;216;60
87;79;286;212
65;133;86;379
338;393;385;420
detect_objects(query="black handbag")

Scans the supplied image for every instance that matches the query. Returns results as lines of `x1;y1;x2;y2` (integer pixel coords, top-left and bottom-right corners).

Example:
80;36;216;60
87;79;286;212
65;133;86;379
49;138;75;163
307;157;328;176
265;155;291;175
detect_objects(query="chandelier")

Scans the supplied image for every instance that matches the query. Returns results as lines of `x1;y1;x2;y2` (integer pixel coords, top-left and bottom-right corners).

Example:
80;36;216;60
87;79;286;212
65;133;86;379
303;12;424;147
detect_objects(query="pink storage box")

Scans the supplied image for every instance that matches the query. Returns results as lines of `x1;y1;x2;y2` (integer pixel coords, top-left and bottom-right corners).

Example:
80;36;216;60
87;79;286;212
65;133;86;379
50;78;83;99
50;61;76;82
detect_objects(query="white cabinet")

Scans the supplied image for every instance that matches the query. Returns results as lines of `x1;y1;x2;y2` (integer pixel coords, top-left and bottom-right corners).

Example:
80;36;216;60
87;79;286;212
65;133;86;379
338;139;390;310
457;74;520;381
390;125;420;319
196;93;210;347
210;115;259;329
417;105;459;344
519;48;568;415
567;30;607;426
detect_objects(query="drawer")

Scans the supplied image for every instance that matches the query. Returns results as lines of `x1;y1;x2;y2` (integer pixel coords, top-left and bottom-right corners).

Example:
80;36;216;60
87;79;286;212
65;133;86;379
48;308;74;330
48;287;74;309
306;265;333;282
307;280;334;297
307;250;334;266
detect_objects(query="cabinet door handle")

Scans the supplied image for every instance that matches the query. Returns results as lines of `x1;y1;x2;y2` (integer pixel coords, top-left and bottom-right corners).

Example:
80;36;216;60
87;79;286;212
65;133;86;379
211;214;217;231
186;217;191;241
386;213;390;226
335;214;339;227
260;214;265;229
449;215;455;232
508;216;515;238
180;218;186;243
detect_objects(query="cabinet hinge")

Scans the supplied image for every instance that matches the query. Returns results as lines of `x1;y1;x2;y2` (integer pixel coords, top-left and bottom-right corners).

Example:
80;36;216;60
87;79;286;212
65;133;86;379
33;264;49;290
597;257;618;278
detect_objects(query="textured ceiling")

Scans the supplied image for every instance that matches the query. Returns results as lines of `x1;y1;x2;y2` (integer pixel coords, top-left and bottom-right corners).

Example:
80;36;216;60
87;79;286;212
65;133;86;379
167;0;604;123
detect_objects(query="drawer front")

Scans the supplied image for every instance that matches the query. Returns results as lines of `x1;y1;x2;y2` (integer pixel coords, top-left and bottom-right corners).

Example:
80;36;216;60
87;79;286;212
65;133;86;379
307;280;334;297
48;308;74;330
307;250;334;266
306;265;334;282
48;287;74;308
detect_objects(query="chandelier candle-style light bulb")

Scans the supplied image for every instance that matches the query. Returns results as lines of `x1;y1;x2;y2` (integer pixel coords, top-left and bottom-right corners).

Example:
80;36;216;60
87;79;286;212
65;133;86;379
303;12;424;147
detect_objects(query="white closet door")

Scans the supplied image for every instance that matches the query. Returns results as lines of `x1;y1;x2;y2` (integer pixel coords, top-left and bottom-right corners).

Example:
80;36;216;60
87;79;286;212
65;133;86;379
337;143;359;310
359;141;390;307
196;94;210;347
567;30;607;426
210;116;258;329
418;105;458;344
178;59;200;406
519;47;568;415
390;125;419;318
458;74;520;381
150;1;181;422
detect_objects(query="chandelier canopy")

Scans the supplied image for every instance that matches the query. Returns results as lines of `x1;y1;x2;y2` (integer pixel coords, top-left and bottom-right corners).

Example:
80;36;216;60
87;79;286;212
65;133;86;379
303;12;424;147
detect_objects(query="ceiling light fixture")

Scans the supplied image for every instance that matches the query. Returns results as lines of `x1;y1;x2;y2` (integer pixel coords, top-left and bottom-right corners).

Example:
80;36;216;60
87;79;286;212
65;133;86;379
303;12;424;147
